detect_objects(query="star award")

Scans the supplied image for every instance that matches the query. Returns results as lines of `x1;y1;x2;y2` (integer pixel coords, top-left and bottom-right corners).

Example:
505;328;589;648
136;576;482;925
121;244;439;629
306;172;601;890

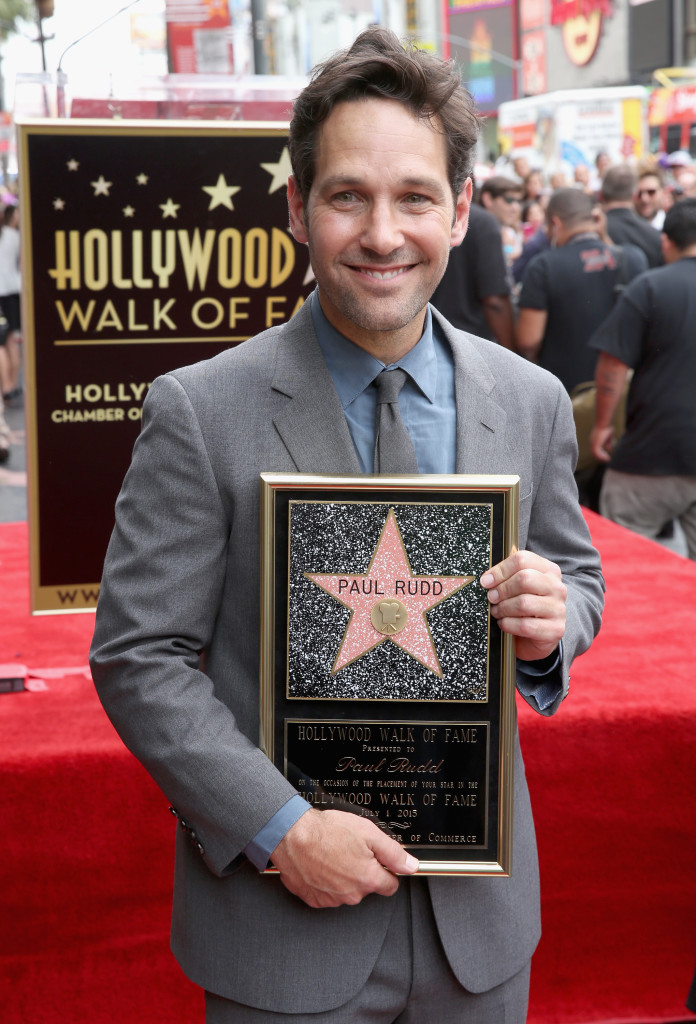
259;474;519;875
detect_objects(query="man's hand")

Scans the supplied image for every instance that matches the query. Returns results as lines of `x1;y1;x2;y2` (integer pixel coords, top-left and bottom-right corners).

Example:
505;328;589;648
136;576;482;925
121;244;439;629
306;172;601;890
592;352;630;464
590;424;614;463
480;550;567;662
270;808;419;909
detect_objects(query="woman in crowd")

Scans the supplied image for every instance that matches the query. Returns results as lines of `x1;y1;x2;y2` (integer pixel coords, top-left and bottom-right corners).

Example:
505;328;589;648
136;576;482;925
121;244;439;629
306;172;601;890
0;204;22;402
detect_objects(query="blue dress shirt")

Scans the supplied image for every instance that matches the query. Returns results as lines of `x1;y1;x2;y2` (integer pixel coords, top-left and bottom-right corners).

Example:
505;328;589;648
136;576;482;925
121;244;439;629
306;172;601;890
243;292;561;870
311;292;457;474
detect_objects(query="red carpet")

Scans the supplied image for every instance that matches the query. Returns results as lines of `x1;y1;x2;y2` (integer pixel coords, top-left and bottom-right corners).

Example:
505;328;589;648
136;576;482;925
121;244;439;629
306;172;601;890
1;516;695;1023
0;521;201;1022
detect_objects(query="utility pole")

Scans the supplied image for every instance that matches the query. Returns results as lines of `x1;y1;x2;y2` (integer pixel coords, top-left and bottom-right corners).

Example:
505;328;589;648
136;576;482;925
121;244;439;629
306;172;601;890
250;0;268;74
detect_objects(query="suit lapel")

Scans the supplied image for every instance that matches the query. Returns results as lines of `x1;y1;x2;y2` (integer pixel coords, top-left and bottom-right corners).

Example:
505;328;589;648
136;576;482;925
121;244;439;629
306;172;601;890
270;300;362;475
432;310;508;475
269;302;509;477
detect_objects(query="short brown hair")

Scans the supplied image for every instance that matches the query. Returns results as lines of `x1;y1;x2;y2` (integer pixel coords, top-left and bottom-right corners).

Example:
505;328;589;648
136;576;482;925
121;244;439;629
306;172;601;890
638;166;665;188
545;187;595;228
478;176;524;202
600;164;638;203
288;27;480;205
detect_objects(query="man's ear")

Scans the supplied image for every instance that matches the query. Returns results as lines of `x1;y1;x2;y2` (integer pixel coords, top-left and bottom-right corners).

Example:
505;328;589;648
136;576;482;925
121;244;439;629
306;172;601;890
450;177;472;247
661;232;676;263
288;176;308;244
547;214;562;242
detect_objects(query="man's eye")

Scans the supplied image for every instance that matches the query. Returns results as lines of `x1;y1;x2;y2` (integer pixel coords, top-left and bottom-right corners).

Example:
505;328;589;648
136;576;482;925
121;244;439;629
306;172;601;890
405;194;428;205
333;191;358;203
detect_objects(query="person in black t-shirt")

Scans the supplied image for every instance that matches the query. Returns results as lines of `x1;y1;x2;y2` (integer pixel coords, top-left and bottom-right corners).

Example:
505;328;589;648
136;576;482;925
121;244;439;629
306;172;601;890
515;188;647;395
589;199;696;560
431;201;514;347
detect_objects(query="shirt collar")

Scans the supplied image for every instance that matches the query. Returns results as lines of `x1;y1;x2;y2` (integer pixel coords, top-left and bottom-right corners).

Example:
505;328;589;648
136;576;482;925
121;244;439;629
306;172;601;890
567;231;602;246
310;290;438;410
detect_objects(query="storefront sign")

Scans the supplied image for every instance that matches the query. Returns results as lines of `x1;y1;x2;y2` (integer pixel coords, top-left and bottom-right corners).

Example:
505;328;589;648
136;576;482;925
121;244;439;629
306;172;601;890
446;0;516;111
521;31;547;95
550;0;613;66
519;0;546;31
165;0;232;73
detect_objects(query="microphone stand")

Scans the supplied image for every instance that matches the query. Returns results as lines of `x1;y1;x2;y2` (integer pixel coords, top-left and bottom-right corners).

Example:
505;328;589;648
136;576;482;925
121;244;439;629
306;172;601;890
55;0;143;118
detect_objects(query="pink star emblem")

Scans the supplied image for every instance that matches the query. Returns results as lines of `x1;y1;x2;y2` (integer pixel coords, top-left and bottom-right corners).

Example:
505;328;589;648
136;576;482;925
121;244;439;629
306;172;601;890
305;509;474;677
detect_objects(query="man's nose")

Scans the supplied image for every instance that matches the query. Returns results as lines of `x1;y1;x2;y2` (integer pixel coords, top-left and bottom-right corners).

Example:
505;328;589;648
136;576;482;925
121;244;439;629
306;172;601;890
360;201;405;254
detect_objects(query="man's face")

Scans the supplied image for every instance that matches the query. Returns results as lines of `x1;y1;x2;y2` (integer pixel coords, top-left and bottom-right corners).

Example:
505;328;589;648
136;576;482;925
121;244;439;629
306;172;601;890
596;153;611;177
671;162;692;183
679;171;696;198
634;175;663;220
288;98;470;359
574;164;590;187
525;171;543;198
485;190;522;228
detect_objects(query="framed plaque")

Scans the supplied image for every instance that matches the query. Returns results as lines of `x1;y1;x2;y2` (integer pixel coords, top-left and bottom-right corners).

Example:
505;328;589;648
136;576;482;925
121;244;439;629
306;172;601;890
260;473;519;876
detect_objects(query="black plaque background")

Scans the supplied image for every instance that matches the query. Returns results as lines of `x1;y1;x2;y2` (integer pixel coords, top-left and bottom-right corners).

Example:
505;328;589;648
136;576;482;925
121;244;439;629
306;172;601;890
285;719;491;851
270;486;508;867
19;123;313;611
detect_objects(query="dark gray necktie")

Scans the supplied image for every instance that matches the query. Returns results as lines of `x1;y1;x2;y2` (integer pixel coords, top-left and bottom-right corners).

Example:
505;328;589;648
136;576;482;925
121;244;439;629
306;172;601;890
373;368;419;474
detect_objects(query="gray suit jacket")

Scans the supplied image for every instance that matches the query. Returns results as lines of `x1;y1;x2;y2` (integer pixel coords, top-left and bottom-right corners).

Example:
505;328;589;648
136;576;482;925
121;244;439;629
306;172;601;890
90;300;603;1013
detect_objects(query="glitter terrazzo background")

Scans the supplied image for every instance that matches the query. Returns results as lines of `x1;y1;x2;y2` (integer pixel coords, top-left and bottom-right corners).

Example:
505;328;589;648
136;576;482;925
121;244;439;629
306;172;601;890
287;501;493;701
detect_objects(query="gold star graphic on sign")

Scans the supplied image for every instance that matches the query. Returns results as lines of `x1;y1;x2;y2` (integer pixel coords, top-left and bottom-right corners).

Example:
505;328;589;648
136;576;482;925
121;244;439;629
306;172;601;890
306;509;474;677
53;198;66;210
160;198;180;219
136;173;149;185
91;175;112;196
123;206;135;218
260;147;292;194
202;173;241;211
66;159;79;171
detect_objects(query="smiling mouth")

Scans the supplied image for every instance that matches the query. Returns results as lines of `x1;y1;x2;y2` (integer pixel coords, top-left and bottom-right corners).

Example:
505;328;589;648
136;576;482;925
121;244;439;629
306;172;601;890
353;266;412;280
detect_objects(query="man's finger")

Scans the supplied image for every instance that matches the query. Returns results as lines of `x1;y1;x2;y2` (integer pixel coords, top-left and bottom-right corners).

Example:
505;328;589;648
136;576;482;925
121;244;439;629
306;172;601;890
481;558;564;610
480;550;559;591
369;830;419;877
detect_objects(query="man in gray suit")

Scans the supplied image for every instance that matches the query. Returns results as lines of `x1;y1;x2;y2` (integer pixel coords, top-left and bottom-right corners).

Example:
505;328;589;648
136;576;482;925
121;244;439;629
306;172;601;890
91;28;603;1023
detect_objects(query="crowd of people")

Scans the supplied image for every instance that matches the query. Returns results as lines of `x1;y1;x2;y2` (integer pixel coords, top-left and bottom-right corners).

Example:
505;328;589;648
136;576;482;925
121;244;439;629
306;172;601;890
432;146;696;558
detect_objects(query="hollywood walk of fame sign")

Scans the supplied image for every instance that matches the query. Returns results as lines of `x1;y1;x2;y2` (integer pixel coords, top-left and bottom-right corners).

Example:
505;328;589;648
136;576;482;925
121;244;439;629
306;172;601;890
259;473;519;876
17;119;314;613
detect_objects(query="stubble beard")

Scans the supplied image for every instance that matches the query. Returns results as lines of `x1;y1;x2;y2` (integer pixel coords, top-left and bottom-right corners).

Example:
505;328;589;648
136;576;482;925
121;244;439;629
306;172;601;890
311;246;449;343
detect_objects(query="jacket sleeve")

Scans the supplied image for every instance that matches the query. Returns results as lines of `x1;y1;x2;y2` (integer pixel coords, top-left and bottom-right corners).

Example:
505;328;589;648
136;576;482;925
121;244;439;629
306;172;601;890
89;373;298;876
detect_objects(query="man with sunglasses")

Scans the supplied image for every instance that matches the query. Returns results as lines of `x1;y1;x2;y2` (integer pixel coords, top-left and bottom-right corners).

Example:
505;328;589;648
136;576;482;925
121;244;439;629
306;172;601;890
478;176;524;277
634;168;665;230
601;164;663;268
